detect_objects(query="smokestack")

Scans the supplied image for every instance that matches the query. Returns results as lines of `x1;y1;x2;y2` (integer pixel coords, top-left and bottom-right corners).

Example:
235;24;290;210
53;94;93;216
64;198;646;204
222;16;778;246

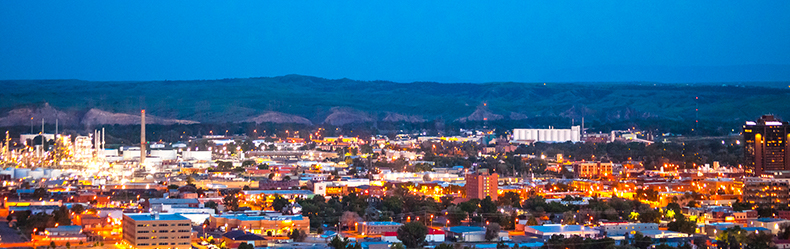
141;110;146;165
102;127;105;151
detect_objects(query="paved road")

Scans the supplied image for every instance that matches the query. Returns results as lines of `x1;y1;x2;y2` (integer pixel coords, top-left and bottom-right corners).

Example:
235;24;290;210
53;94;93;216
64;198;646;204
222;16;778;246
0;222;25;244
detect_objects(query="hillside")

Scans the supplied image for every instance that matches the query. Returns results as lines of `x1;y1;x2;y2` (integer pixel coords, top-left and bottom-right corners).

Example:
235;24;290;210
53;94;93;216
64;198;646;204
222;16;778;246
1;75;789;127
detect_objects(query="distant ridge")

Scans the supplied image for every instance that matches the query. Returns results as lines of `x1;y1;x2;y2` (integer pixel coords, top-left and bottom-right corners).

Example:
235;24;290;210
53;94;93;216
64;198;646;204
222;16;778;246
0;74;789;127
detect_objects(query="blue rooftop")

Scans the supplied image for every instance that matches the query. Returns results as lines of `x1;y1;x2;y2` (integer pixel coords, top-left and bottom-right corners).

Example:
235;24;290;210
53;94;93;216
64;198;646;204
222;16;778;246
215;214;304;221
124;213;190;221
742;227;770;232
447;226;485;233
361;221;401;226
527;225;593;233
243;190;314;195
756;218;786;222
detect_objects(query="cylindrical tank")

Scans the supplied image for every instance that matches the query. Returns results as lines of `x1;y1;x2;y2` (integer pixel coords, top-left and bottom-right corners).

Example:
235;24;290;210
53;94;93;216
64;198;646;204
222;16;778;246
14;168;30;179
29;169;44;179
150;150;177;160
0;167;14;178
50;169;63;179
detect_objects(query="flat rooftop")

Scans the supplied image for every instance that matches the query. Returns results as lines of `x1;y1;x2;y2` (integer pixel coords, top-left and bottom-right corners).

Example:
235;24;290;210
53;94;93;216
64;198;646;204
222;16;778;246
447;226;485;233
242;190;314;195
124;213;190;221
526;225;596;233
214;214;305;221
361;221;401;226
756;218;787;222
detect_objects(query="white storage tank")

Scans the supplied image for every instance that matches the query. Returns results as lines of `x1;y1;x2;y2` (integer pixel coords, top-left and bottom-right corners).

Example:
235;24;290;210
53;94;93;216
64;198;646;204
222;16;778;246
150;150;177;160
50;169;63;179
0;167;14;178
14;168;30;179
182;151;212;161
29;168;45;179
123;149;141;160
103;149;119;157
145;156;163;166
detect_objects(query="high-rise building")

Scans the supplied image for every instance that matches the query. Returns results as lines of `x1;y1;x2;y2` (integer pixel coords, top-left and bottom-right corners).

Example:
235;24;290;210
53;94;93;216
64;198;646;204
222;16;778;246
466;169;498;201
743;115;790;176
122;213;192;249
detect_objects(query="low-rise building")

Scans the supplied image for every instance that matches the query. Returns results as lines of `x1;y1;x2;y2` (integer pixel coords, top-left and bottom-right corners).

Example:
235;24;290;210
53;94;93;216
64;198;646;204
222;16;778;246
357;221;402;235
209;214;309;236
221;230;268;248
599;222;658;236
121;213;192;249
31;226;88;246
747;218;790;234
524;225;600;241
446;226;509;242
573;162;614;179
426;228;445;242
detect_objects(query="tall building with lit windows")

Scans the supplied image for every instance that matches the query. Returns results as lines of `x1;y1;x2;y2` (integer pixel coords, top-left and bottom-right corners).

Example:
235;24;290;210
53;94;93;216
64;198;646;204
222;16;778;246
743;115;790;176
466;169;498;201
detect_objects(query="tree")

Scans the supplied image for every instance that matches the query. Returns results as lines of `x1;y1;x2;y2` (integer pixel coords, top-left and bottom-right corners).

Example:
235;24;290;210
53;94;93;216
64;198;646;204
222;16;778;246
397;222;428;249
53;206;72;226
70;204;85;215
216;161;233;171
186;175;196;185
498;192;521;208
272;194;289;212
50;241;56;249
732;199;753;212
391;243;405;249
238;242;254;249
242;160;256;167
340;211;361;230
485;223;501;241
667;213;696;234
666;202;681;212
168;184;179;189
780;223;790;240
289;228;307;242
65;242;71;249
744;231;774;249
446;205;467;225
223;194;239;211
638;207;661;223
526;216;539;226
33;188;48;199
328;236;350;249
630;232;653;249
479;196;497;215
436;243;453;249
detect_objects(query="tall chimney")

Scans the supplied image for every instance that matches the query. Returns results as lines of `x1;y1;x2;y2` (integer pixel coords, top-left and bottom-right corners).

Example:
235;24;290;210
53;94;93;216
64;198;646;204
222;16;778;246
141;110;146;165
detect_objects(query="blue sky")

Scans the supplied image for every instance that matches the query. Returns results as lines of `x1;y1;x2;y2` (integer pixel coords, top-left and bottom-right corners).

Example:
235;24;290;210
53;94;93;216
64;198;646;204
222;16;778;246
1;1;789;83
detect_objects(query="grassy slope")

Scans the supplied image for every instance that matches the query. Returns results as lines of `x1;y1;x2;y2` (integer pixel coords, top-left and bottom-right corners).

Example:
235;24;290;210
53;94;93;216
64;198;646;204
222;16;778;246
1;75;789;123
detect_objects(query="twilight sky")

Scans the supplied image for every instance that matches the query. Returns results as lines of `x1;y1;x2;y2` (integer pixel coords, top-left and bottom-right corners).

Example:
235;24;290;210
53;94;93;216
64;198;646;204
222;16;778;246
1;1;789;83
